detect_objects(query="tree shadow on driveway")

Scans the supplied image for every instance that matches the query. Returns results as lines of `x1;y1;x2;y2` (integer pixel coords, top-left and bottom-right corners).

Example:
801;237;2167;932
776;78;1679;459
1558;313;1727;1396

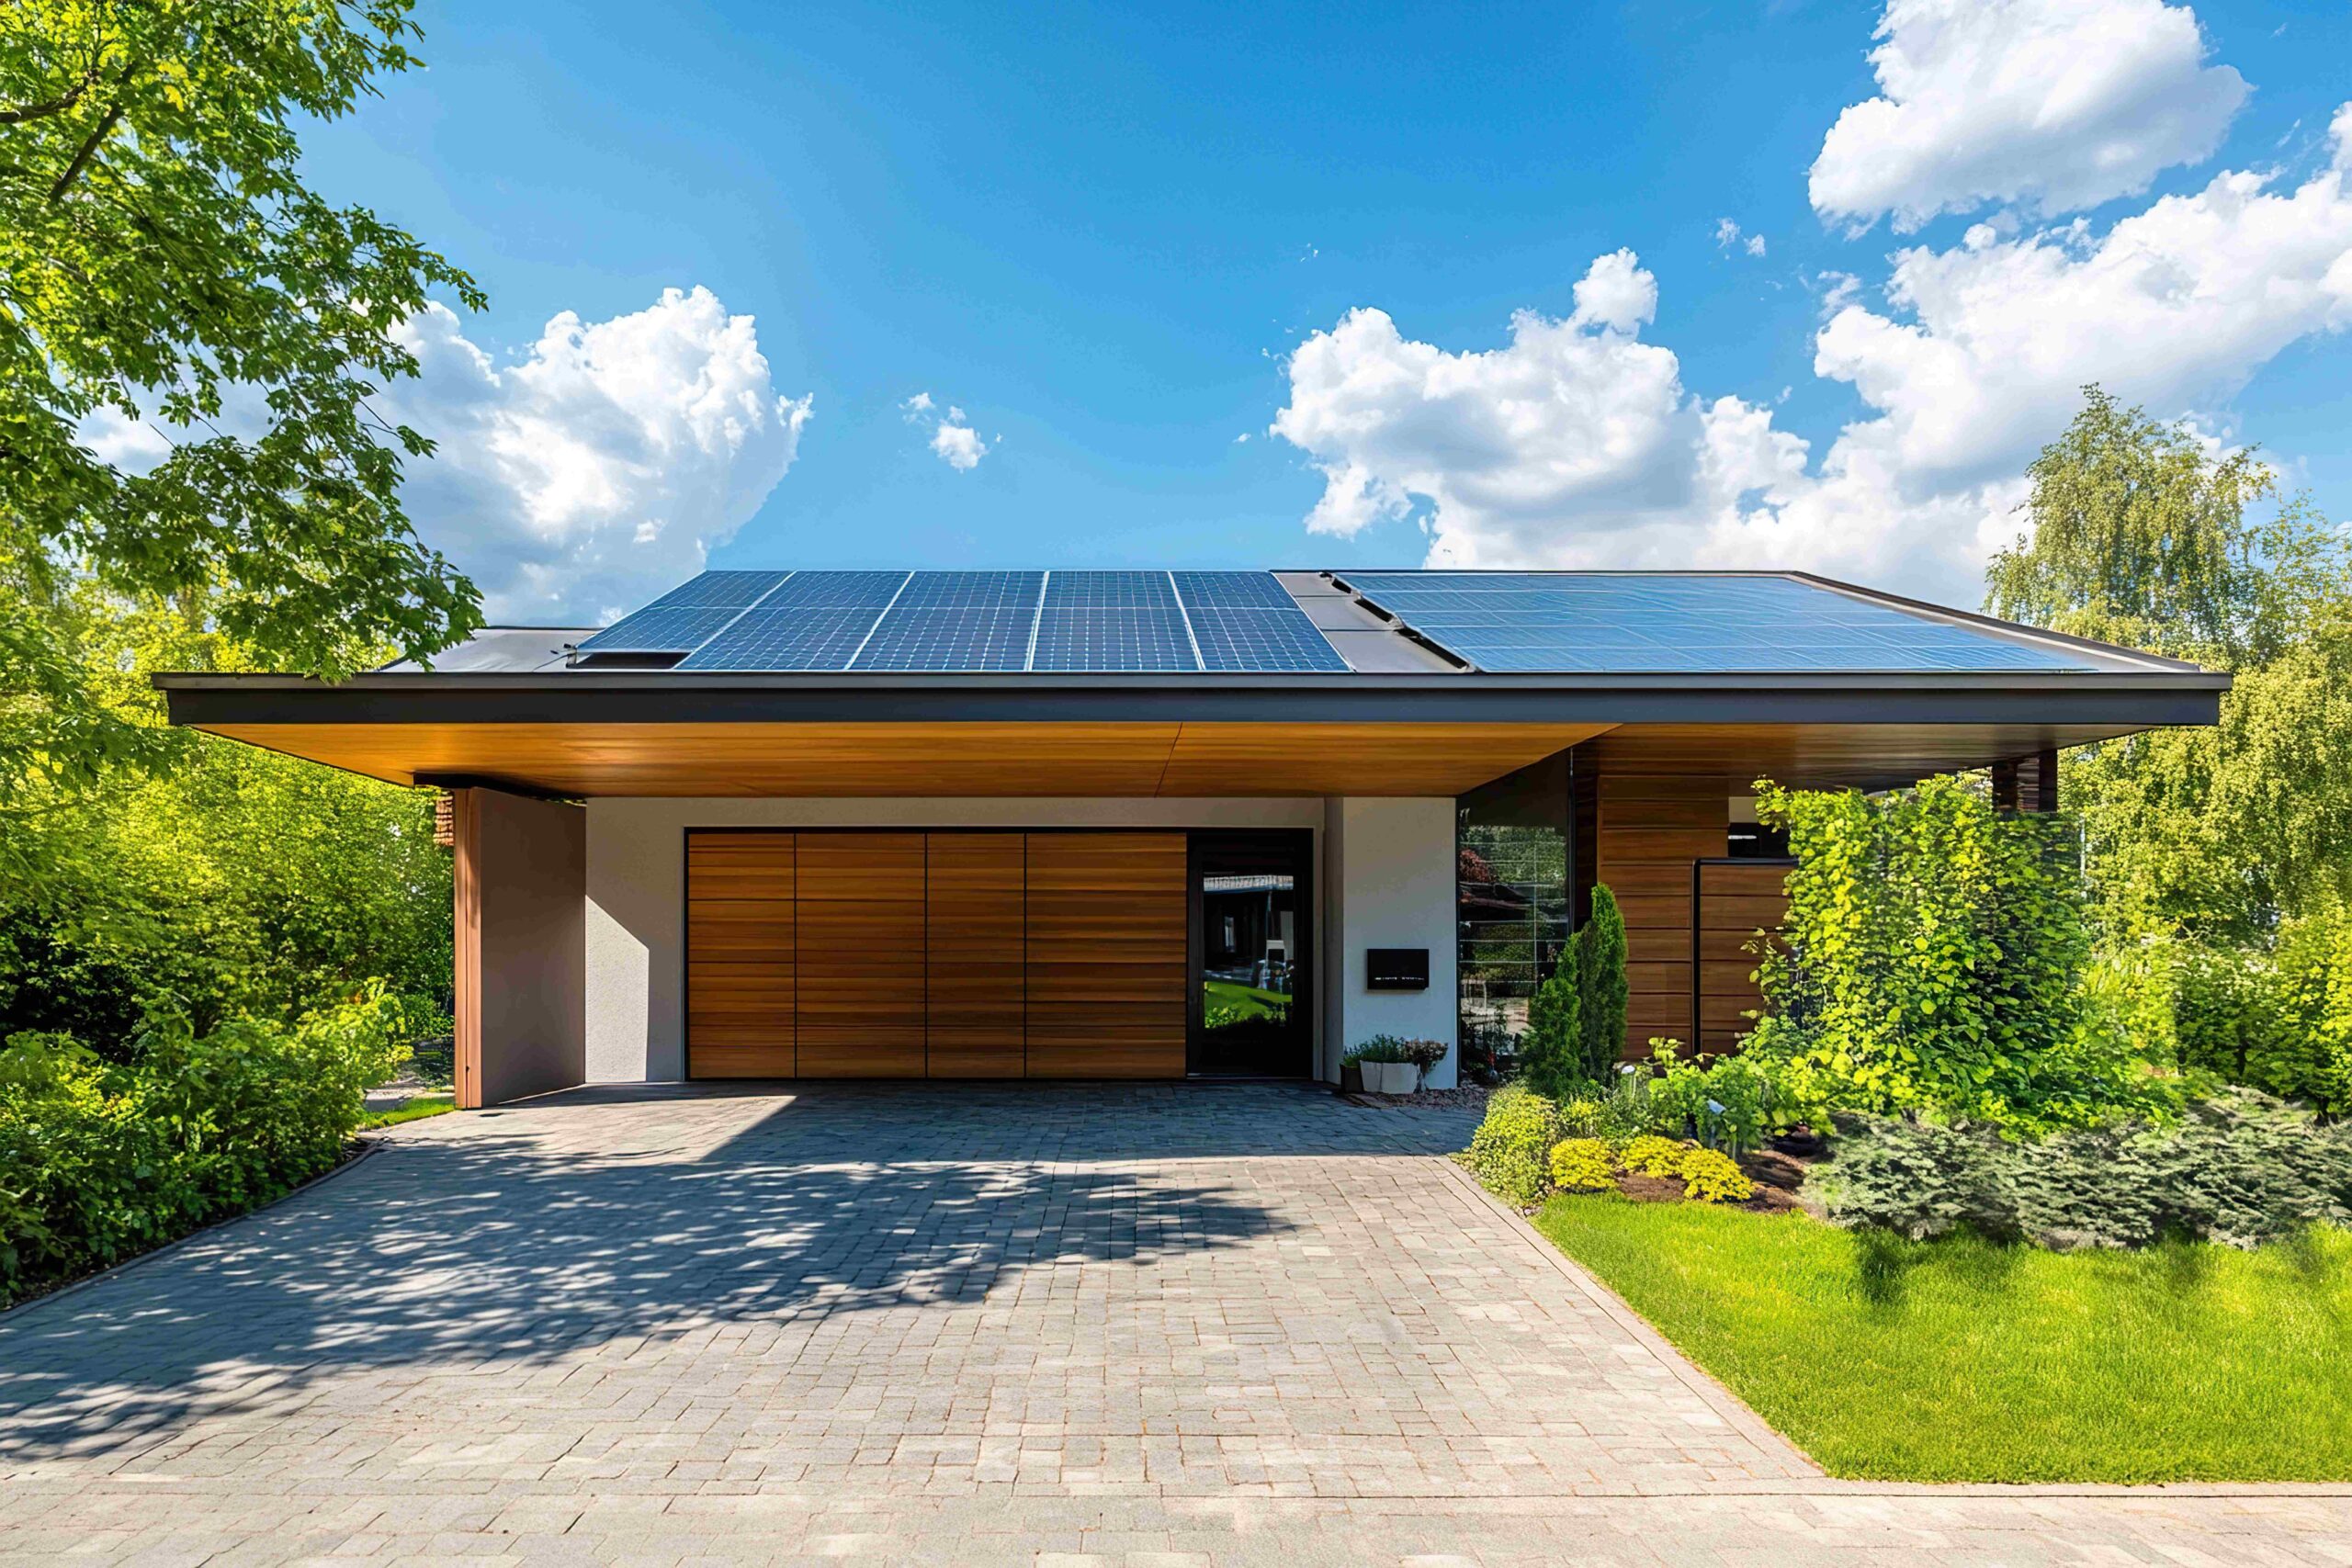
0;1082;1458;1465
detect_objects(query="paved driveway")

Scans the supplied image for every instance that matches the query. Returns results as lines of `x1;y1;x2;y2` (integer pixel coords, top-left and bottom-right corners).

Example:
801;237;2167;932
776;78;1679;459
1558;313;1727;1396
1;1083;2346;1565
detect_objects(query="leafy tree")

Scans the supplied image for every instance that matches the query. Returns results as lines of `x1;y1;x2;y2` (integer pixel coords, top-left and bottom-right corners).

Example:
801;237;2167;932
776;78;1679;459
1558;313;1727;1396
1;0;482;805
1574;885;1630;1078
0;588;451;1044
1986;387;2352;942
1744;777;2165;1134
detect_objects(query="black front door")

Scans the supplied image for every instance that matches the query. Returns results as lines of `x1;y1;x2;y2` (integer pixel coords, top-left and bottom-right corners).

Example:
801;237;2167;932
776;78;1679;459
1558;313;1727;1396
1187;830;1313;1077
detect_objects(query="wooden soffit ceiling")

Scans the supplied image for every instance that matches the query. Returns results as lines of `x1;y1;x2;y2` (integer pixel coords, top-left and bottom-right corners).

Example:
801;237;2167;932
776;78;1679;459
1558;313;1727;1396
199;720;1618;798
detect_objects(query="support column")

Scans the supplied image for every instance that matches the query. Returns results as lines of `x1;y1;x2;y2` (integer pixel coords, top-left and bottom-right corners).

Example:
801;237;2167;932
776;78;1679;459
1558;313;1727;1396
1324;797;1461;1088
449;785;587;1108
2026;747;2060;813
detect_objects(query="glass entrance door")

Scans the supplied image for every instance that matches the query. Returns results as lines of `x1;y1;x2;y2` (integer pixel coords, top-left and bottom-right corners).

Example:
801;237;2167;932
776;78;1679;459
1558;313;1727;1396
1188;830;1313;1077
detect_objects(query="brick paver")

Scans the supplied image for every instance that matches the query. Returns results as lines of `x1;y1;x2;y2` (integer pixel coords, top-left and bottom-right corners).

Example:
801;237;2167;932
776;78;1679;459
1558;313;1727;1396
1;1081;2346;1563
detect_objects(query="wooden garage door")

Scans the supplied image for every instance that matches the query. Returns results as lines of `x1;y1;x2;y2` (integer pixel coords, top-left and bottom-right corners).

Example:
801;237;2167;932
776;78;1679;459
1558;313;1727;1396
796;832;927;1077
685;834;795;1077
1024;832;1188;1078
684;829;1189;1079
926;833;1027;1077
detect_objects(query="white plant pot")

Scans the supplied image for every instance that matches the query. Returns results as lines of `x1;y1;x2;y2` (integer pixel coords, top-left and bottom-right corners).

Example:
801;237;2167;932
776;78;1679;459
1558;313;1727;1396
1367;1061;1418;1096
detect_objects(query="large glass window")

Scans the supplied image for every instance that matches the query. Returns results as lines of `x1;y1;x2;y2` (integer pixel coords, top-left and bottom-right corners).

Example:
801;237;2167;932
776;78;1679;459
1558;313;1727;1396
1457;750;1571;1075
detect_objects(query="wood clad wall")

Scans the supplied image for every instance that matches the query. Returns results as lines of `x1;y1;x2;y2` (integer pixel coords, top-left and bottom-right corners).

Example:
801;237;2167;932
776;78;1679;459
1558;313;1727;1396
1024;832;1188;1078
1695;862;1792;1056
1594;776;1727;1058
686;834;797;1077
684;829;1190;1079
926;834;1027;1077
794;833;927;1077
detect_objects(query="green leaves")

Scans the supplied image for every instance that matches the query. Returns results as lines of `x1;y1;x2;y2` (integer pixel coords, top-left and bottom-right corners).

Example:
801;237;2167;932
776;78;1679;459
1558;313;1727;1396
2;0;482;801
1745;776;2161;1134
0;983;414;1304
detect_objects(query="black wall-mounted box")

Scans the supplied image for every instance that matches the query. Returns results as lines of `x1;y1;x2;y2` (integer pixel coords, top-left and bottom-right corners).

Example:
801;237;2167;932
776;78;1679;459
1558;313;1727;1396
1365;947;1430;992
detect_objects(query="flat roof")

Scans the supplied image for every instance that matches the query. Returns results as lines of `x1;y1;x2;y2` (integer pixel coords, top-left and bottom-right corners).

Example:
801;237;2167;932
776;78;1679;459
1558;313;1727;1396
154;567;2225;797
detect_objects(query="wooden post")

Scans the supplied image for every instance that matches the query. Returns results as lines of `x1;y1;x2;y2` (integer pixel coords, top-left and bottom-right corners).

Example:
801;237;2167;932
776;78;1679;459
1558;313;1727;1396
450;787;483;1110
2027;747;2060;813
1991;759;2020;812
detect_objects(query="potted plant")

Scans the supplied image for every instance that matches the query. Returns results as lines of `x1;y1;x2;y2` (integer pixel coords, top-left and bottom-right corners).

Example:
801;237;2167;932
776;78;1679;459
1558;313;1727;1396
1338;1043;1367;1095
1351;1036;1418;1095
1398;1038;1448;1090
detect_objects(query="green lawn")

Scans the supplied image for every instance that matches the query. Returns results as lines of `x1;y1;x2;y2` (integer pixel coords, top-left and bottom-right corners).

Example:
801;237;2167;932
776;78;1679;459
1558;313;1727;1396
360;1094;457;1130
1532;1194;2352;1483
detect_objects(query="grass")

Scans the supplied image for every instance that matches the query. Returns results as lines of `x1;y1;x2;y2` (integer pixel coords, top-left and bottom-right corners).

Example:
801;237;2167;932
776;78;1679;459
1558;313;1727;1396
1532;1194;2352;1483
1202;980;1291;1022
360;1094;457;1130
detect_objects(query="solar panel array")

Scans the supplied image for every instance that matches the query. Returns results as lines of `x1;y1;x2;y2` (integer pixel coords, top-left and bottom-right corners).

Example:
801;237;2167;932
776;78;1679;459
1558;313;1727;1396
582;568;2089;675
574;569;790;653
1338;572;2095;673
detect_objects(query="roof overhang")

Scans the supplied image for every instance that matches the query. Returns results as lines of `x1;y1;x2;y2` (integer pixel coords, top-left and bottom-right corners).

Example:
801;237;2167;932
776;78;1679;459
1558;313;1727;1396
155;668;2228;798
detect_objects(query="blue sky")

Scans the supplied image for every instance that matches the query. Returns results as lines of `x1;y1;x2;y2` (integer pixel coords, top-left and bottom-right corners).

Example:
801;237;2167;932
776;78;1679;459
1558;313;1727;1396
299;0;2352;622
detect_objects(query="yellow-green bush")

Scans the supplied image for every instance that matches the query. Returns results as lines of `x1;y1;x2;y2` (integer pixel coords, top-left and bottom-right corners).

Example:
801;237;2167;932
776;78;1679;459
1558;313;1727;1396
1618;1134;1687;1178
1548;1137;1617;1193
1461;1084;1567;1206
1677;1146;1757;1203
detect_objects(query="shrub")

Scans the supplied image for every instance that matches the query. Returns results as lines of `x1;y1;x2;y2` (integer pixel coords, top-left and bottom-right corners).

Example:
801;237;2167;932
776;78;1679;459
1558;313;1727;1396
1618;1134;1687;1179
1548;1137;1617;1193
1676;1146;1755;1203
1519;947;1581;1100
1461;1084;1567;1206
1575;886;1631;1082
1816;1090;2352;1250
0;986;412;1305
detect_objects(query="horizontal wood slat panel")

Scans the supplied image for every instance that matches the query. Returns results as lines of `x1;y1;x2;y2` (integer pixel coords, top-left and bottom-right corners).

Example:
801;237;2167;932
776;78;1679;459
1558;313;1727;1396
686;833;794;1077
795;832;926;898
1026;832;1186;1078
926;833;1026;1078
1694;861;1791;1061
796;883;925;1077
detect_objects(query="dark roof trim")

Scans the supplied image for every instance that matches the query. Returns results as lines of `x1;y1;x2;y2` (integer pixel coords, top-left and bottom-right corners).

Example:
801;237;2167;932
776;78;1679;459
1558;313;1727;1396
158;670;2226;730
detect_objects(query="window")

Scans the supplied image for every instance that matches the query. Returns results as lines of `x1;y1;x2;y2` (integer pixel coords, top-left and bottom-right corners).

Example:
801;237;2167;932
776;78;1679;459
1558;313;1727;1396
1457;751;1571;1067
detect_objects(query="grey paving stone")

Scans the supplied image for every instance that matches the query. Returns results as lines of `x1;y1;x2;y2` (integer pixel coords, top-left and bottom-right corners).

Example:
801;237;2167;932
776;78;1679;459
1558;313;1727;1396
0;1083;2345;1565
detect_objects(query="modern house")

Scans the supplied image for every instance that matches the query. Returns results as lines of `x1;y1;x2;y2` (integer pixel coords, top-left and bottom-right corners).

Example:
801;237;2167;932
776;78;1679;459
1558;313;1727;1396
156;569;2225;1108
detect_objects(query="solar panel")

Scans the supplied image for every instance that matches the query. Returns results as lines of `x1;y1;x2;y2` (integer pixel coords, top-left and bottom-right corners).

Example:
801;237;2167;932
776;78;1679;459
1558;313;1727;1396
675;571;910;670
853;571;1046;671
1028;571;1199;671
1170;572;1350;671
1170;570;1300;609
1340;572;2096;674
575;569;790;652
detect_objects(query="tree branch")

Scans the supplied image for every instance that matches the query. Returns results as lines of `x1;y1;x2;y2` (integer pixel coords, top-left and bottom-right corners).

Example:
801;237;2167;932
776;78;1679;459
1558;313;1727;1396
47;100;128;203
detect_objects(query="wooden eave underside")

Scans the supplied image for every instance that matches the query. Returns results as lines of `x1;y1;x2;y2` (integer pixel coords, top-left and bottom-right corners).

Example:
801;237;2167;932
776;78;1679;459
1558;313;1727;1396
193;716;2151;798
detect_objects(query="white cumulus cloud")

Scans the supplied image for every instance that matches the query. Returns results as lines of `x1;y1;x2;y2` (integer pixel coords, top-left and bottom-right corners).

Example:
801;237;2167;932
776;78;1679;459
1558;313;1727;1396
1274;117;2352;602
1810;0;2248;232
902;391;994;471
385;286;811;624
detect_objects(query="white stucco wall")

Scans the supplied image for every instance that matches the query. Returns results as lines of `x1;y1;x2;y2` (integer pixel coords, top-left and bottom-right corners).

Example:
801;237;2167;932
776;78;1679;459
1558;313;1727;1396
1322;797;1461;1089
585;796;1329;1084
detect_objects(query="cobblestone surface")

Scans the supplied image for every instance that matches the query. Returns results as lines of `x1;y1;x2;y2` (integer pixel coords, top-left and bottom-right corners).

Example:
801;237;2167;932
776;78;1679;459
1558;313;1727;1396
1;1081;2346;1564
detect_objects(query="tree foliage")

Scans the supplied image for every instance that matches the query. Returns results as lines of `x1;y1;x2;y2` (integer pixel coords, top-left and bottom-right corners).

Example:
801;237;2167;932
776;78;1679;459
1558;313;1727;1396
1984;387;2352;942
1;0;482;798
1744;776;2165;1134
1519;940;1581;1098
0;588;452;1044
